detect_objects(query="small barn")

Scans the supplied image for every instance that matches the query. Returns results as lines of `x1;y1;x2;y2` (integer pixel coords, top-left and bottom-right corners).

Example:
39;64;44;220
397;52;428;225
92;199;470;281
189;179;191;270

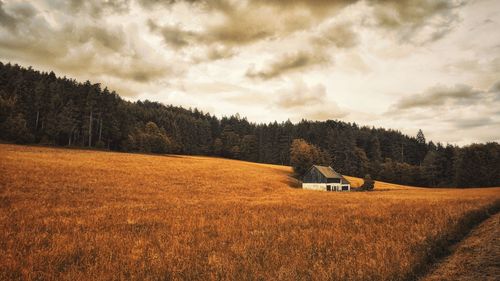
302;165;351;192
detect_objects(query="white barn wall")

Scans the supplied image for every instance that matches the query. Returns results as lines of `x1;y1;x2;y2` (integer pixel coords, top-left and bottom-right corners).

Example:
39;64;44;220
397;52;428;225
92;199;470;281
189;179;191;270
302;183;351;191
302;183;327;191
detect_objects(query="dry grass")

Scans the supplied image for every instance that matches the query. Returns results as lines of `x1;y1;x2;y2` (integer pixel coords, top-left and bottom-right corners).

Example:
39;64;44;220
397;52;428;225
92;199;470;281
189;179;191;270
0;144;499;280
421;213;500;281
344;176;420;190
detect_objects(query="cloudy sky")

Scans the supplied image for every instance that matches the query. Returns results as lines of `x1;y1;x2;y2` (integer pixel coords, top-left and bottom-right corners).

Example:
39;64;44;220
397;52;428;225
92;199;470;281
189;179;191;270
1;0;499;145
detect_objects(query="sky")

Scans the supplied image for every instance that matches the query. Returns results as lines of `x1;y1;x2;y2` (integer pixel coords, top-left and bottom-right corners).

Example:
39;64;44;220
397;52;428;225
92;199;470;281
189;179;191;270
0;0;499;145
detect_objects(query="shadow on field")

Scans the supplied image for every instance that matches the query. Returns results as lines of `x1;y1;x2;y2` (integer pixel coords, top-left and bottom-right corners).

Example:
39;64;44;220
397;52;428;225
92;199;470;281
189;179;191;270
280;172;302;189
355;189;396;192
408;200;500;281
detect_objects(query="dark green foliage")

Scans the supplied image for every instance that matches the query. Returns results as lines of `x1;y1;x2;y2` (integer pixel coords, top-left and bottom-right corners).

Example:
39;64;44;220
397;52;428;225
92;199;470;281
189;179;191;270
361;174;375;191
455;143;500;187
0;113;34;143
0;94;33;143
367;136;382;163
416;129;428;165
422;148;438;186
212;138;223;156
290;139;330;176
0;62;498;187
125;122;171;153
240;135;258;161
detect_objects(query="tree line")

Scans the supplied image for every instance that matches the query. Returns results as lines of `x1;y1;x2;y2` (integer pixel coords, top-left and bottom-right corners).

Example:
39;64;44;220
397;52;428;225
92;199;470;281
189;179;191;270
0;62;498;187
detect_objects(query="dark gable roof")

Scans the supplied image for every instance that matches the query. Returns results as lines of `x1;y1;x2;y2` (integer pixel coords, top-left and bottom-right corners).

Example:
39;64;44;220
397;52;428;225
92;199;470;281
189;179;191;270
312;165;350;184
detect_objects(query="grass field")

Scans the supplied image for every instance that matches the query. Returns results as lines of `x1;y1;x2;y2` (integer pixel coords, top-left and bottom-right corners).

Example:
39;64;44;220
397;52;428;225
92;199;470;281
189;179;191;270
422;212;499;281
0;144;499;280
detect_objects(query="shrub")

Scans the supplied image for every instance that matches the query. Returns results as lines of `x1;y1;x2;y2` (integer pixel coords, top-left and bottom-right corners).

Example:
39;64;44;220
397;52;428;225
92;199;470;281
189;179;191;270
361;174;375;191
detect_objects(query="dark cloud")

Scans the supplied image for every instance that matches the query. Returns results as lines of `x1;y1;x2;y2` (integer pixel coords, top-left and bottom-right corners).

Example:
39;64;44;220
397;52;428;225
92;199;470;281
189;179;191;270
138;0;201;8
246;51;330;80
147;19;239;62
384;81;500;144
449;117;495;129
391;84;482;110
252;0;358;18
9;2;36;18
386;81;500;137
145;0;461;50
191;45;236;63
274;81;348;120
150;0;463;55
490;80;500;93
276;82;327;109
66;0;130;17
0;1;17;31
1;21;128;65
145;0;355;48
77;25;127;52
148;13;274;48
140;0;351;16
204;45;235;61
368;0;463;43
0;2;171;89
148;20;199;49
311;22;359;49
150;11;279;47
203;17;274;45
490;58;500;73
0;1;37;32
200;0;362;46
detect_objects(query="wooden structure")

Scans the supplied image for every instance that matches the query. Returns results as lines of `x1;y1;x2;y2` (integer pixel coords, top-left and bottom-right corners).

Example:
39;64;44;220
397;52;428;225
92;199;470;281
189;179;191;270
302;165;351;192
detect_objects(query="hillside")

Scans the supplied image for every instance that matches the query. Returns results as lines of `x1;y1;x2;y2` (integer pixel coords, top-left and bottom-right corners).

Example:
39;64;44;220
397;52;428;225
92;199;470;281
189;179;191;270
2;62;499;189
0;144;499;280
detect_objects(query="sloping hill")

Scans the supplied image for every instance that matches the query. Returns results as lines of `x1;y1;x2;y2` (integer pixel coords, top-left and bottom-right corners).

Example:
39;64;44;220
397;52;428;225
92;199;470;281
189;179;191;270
344;175;420;190
0;144;499;281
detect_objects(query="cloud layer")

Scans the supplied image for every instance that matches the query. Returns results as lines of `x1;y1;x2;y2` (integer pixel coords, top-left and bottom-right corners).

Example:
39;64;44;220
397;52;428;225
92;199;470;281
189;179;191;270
386;81;500;143
390;84;483;110
246;51;331;80
0;0;498;145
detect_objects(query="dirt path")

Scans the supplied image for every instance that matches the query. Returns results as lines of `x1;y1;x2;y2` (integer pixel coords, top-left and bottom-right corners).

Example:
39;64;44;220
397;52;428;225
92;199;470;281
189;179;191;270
421;212;500;281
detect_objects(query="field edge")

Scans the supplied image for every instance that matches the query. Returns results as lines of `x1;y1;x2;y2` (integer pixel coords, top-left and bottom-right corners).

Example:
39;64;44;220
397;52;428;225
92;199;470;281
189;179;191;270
411;201;500;281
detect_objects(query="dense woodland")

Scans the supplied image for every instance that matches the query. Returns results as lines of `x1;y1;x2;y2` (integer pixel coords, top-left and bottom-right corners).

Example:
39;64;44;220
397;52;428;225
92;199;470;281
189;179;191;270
1;62;498;187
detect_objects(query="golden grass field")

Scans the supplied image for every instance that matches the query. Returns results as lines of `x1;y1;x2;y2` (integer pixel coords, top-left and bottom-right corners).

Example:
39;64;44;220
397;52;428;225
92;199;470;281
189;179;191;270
422;213;499;281
0;144;499;280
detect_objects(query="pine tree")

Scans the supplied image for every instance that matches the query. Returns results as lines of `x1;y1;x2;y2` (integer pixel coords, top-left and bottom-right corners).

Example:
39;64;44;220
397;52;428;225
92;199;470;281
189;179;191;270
422;149;437;186
416;129;428;165
213;138;223;156
0;113;34;143
416;129;426;144
240;135;258;161
57;100;77;146
367;136;382;162
353;147;370;177
220;125;240;158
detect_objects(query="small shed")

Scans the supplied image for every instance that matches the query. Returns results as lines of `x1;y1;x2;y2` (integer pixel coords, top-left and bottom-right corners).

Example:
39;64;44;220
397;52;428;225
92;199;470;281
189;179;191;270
302;165;351;192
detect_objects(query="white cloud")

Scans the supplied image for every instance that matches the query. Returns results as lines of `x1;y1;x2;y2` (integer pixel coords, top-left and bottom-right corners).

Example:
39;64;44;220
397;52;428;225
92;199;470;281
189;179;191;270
0;0;499;145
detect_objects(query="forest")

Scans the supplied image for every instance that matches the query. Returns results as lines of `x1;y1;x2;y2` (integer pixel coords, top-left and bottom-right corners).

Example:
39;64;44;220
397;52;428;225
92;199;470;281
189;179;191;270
0;62;498;187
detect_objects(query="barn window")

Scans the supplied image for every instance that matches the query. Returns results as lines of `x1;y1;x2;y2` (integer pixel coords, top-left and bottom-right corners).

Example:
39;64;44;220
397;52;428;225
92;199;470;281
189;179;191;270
342;185;349;191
